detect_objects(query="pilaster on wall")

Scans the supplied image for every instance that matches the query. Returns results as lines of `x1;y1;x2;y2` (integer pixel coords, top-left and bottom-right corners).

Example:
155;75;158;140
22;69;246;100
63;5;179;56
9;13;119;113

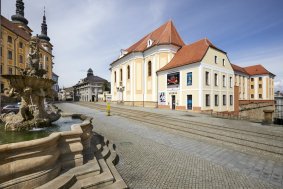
234;86;239;113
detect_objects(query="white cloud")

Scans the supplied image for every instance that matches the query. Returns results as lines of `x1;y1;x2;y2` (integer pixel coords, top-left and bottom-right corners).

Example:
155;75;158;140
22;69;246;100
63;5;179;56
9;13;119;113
2;0;282;91
275;79;283;92
2;0;169;87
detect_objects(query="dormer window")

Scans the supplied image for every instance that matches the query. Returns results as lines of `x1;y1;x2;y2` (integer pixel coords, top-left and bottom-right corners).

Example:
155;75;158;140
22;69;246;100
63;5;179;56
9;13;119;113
119;49;128;58
147;39;153;47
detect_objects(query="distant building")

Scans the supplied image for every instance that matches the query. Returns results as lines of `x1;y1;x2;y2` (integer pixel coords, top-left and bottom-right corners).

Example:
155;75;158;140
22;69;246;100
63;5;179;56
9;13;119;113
275;91;283;124
58;87;73;101
52;72;59;92
73;68;108;102
232;64;275;100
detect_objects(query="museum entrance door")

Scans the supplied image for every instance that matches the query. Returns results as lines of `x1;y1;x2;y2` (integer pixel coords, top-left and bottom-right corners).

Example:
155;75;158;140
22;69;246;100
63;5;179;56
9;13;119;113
172;95;176;110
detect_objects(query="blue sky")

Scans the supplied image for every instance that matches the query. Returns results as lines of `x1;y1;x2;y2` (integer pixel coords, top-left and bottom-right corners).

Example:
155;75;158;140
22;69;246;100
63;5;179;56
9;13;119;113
2;0;283;90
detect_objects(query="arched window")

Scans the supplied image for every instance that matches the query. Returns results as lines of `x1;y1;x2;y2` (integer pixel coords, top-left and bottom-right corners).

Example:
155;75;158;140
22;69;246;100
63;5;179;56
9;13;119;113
120;69;123;81
127;65;130;79
148;61;152;77
114;71;116;82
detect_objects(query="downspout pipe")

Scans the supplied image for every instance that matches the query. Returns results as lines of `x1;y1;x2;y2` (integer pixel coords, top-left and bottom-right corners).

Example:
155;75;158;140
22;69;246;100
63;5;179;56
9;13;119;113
13;35;19;74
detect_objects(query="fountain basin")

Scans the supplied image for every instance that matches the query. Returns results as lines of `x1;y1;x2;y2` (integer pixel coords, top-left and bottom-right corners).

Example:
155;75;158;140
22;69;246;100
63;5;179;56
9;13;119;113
0;114;93;189
0;116;82;145
1;75;55;91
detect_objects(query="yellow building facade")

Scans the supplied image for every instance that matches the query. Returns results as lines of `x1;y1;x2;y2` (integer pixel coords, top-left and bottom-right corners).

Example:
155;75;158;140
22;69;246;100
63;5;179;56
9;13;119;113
1;0;53;94
232;64;275;101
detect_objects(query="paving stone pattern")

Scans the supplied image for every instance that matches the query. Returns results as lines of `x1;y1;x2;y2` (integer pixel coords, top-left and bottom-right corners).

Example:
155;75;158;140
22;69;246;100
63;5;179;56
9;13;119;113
57;103;283;189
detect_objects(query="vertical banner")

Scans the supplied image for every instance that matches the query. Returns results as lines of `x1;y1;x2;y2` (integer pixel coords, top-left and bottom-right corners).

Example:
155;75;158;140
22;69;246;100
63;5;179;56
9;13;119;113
158;92;166;105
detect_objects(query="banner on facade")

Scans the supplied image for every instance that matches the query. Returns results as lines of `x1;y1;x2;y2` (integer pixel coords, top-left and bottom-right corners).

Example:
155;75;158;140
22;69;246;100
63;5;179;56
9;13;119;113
167;72;180;88
158;92;166;105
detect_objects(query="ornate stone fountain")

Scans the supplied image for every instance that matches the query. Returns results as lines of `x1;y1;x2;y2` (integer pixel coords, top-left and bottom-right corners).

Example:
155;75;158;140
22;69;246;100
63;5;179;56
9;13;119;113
1;36;60;131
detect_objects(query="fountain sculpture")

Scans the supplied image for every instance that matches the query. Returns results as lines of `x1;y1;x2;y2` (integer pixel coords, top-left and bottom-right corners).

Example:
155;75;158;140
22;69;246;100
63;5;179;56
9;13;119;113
1;35;60;131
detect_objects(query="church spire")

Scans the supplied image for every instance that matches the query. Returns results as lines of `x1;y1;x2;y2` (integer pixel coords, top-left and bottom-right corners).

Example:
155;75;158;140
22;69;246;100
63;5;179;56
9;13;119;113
39;7;50;42
11;0;29;25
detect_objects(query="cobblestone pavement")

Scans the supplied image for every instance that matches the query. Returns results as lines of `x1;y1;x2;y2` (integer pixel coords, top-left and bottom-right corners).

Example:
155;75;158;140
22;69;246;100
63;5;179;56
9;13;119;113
57;103;283;189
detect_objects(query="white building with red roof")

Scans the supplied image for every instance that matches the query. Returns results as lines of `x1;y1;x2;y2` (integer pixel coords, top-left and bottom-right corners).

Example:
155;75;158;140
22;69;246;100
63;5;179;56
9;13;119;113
110;20;185;107
110;20;275;112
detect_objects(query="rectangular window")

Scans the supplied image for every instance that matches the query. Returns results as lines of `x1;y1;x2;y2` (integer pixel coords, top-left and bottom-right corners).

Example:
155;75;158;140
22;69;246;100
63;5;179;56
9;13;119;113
19;42;23;48
230;95;233;105
205;71;209;85
206;94;210;106
8;51;12;60
114;72;116;83
222;59;225;66
187;72;192;86
19;55;23;63
223;95;226;106
259;84;262;88
214;73;218;86
0;65;2;75
230;77;232;88
8;67;13;75
251;78;254;82
251;94;254;99
259;77;262;81
223;75;226;87
127;66;130;79
7;36;12;43
214;56;217;64
148;61;152;77
259;94;262;99
251;85;254;89
215;95;218;106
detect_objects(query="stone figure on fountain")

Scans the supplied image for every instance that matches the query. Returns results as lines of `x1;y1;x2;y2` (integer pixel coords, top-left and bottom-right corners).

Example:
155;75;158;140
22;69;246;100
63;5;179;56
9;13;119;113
1;35;60;131
24;35;47;77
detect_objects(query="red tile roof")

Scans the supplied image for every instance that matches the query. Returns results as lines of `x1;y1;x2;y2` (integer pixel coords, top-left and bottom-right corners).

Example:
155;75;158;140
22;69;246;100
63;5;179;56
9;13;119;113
232;64;274;76
244;64;274;76
158;38;224;71
126;20;185;53
111;20;185;64
231;64;248;75
1;16;31;41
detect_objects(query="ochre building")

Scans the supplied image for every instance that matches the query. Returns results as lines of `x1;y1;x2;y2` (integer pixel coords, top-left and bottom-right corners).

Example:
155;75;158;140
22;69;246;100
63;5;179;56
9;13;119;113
1;0;54;94
110;20;275;112
232;64;275;101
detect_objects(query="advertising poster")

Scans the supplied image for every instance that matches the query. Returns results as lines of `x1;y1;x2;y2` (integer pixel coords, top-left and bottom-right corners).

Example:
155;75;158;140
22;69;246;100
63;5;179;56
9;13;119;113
158;92;166;105
167;72;180;88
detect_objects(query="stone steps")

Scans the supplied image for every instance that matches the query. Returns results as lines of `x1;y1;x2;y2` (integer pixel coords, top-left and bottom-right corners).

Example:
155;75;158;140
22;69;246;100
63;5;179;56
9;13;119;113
37;133;127;189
